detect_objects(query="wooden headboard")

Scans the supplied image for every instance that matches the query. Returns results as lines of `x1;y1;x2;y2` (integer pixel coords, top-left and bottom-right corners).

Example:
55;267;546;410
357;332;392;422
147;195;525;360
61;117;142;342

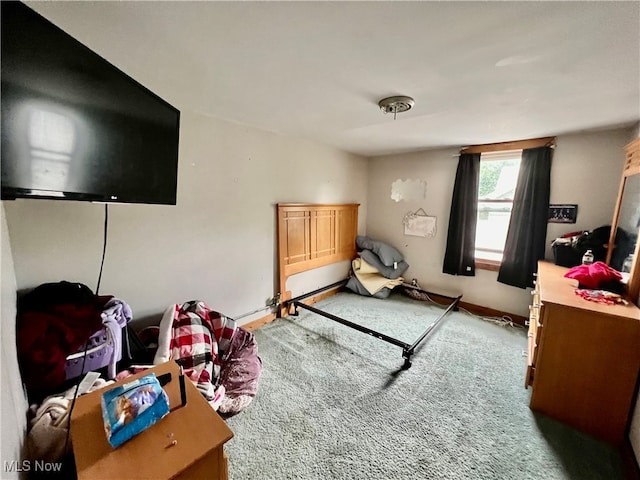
277;203;359;316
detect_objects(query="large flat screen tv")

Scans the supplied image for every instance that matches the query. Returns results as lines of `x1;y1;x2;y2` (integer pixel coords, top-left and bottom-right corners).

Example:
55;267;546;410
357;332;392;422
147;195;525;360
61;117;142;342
1;2;180;205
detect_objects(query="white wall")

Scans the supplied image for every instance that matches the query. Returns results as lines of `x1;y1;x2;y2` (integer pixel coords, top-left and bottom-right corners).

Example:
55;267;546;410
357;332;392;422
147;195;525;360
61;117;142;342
3;112;369;327
544;128;635;258
365;127;633;317
1;205;29;479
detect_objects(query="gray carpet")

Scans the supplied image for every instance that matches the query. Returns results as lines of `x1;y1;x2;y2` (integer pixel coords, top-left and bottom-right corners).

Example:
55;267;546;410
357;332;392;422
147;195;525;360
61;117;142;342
225;291;624;480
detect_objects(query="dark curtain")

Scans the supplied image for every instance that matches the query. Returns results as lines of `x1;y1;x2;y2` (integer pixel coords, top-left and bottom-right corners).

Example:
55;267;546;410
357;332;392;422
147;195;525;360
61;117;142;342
497;146;552;288
443;153;481;276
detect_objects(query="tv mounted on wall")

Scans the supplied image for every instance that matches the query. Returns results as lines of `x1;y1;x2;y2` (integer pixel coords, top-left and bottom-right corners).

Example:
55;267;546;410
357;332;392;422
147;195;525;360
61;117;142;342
1;2;180;205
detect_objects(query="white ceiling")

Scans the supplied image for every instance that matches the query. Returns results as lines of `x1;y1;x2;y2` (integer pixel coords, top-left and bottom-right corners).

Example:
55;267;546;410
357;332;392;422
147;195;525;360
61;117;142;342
27;1;640;157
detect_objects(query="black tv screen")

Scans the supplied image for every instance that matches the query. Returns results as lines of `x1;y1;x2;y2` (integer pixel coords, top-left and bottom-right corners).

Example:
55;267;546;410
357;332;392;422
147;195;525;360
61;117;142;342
1;2;180;205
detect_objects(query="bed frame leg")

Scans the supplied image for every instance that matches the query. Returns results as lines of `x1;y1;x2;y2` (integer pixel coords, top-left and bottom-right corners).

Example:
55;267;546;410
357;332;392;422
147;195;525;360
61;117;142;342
402;350;413;370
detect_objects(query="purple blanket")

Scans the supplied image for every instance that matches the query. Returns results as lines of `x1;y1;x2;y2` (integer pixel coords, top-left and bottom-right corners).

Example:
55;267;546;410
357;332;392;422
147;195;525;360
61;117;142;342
219;327;262;399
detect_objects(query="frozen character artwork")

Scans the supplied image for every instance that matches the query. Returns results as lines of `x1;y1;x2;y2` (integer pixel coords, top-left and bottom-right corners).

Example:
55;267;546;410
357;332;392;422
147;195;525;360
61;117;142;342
101;373;171;447
114;386;158;427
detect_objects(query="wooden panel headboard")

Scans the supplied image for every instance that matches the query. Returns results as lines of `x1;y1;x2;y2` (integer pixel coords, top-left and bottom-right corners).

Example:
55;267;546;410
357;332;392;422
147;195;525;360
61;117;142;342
277;203;359;315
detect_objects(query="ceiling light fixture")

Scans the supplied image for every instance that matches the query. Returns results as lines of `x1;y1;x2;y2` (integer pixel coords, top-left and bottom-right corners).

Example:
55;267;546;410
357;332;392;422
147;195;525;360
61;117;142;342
378;95;415;120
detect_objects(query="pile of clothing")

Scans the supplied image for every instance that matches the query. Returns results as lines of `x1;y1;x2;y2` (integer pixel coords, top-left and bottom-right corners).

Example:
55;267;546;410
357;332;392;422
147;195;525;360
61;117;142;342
551;226;634;269
346;235;409;299
17;281;132;399
564;261;624;294
27;377;113;462
153;300;262;416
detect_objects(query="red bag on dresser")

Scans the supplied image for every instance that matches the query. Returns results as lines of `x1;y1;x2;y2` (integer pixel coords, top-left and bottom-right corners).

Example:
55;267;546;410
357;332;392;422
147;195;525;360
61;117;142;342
563;261;622;289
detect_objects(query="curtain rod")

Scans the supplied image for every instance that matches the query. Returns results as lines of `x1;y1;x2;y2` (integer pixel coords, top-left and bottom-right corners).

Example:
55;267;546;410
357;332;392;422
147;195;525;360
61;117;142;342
460;136;555;155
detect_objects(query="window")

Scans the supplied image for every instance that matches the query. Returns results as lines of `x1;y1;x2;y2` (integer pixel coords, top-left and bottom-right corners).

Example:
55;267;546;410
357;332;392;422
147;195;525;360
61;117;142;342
475;150;521;267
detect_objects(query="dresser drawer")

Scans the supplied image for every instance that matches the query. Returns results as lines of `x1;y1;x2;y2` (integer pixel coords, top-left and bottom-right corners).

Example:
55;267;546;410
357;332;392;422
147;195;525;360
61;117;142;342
525;364;535;388
525;329;540;388
531;288;540;312
525;291;544;388
525;311;536;388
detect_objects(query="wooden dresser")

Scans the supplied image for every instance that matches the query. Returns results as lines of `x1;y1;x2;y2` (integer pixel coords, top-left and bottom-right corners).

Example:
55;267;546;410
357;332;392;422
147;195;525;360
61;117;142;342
525;261;640;444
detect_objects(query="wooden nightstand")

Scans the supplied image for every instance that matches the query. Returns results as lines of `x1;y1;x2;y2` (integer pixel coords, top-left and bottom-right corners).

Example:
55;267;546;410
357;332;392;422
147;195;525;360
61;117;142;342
71;361;233;480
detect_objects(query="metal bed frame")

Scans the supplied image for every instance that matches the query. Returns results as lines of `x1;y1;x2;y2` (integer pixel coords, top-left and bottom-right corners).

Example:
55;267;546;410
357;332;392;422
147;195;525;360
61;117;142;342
283;280;462;370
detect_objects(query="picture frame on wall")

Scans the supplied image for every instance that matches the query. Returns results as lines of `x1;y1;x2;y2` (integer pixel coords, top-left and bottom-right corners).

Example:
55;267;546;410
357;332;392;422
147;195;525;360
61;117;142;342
548;204;578;224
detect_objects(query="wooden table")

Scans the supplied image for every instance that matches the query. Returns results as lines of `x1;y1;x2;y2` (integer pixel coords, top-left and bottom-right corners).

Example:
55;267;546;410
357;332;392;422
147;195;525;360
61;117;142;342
71;361;234;480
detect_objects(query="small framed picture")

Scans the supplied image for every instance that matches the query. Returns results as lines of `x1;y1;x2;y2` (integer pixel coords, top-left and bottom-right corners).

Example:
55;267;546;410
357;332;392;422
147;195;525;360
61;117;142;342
548;204;578;224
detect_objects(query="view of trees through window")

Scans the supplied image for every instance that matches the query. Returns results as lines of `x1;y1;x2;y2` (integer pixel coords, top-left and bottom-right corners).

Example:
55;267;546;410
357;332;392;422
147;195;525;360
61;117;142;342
475;153;521;263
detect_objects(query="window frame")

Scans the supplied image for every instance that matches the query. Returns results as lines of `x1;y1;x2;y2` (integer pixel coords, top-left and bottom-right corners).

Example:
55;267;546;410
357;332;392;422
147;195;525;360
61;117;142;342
459;136;555;272
475;152;521;269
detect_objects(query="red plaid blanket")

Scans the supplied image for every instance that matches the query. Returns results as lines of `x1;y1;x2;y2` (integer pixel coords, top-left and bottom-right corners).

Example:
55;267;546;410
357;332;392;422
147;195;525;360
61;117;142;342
170;300;237;401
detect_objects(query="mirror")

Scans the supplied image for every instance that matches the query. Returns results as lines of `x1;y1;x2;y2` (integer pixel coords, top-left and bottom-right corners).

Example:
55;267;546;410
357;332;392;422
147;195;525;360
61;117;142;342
610;174;640;271
607;137;640;304
390;178;426;202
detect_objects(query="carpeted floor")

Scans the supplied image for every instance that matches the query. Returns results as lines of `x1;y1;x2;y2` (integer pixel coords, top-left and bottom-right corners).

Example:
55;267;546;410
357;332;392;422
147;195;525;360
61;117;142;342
225;291;624;480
